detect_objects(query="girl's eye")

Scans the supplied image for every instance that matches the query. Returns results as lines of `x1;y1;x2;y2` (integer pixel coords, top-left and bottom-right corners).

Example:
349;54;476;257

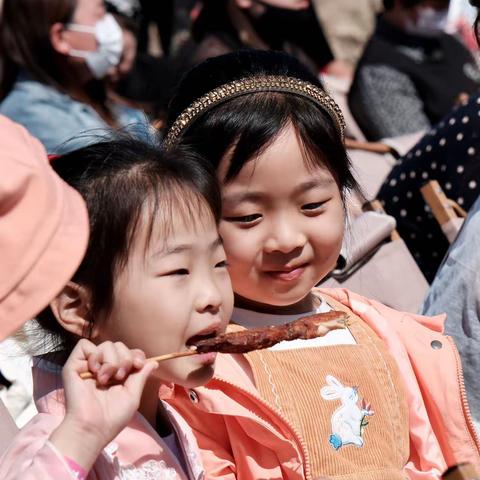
215;260;229;268
224;214;262;224
167;268;189;276
302;201;326;211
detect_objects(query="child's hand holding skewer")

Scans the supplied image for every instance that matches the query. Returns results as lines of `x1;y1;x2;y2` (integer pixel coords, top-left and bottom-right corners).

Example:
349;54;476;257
79;348;198;379
49;339;158;472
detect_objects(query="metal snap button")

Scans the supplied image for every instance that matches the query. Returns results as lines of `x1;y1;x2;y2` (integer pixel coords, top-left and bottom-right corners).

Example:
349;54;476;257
188;389;199;403
431;340;443;350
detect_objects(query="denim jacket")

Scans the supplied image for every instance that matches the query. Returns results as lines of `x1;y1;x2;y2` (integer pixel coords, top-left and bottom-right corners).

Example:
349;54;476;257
0;75;149;154
422;194;480;435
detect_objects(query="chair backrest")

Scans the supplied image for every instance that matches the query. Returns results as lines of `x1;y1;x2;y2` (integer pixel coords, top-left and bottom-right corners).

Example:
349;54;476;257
321;133;431;312
333;210;396;275
421;180;466;244
380;131;425;158
322;236;429;313
321;208;429;313
0;396;18;456
346;131;425;202
348;147;397;201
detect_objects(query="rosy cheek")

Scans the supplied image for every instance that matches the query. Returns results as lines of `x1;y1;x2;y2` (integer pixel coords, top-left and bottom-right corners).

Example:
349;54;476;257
224;246;247;268
328;232;344;256
218;225;242;255
331;222;345;244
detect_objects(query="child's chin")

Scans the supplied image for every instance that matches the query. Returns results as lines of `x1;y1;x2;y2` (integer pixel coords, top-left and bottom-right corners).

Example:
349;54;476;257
240;288;311;308
266;288;314;307
268;280;318;303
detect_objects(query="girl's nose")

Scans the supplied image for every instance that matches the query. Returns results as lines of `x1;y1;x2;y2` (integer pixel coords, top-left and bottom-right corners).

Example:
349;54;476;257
264;219;307;254
196;275;222;314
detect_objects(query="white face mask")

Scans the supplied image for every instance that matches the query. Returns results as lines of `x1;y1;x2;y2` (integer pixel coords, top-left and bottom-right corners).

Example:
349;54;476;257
405;7;449;37
67;14;123;79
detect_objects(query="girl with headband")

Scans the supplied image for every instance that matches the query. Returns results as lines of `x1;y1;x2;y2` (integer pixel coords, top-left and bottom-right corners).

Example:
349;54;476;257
164;49;480;479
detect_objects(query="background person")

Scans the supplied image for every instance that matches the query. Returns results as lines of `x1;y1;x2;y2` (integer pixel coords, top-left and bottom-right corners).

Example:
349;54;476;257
348;0;480;140
0;0;148;154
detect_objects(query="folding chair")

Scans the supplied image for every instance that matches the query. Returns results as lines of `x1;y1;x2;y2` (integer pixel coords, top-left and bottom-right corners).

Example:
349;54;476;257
321;201;429;313
421;180;466;244
319;133;431;312
345;132;425;202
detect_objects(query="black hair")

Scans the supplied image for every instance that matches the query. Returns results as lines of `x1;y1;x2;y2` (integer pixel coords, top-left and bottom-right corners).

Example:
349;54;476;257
0;0;76;99
167;50;358;198
471;0;480;44
36;136;221;352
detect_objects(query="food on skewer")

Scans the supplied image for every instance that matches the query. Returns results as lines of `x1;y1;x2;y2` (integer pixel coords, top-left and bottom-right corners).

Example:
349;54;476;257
80;311;348;379
188;310;349;354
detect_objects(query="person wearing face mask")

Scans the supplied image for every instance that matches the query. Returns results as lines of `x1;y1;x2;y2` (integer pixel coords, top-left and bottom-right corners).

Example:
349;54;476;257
348;0;480;141
0;0;149;154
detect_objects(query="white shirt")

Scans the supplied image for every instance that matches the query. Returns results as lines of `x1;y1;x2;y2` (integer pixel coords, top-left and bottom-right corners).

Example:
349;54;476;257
231;295;357;350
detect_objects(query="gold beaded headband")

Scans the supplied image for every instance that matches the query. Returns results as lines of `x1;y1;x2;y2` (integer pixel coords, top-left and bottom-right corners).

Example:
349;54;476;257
164;75;346;146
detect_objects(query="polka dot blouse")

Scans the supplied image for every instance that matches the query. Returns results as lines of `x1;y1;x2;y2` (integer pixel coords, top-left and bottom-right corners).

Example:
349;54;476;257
377;93;480;282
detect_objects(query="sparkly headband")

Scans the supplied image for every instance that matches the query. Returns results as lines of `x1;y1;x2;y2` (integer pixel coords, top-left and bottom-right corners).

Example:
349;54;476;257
164;75;346;146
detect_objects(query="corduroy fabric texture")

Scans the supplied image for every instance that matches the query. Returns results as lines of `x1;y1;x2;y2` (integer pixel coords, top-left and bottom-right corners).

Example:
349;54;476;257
245;295;409;479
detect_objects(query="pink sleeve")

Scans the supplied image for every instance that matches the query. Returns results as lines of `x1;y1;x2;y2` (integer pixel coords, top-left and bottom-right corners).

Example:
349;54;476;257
0;414;77;480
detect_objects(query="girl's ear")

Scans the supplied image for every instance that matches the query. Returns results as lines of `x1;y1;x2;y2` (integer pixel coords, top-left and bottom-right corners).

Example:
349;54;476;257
50;22;71;55
50;281;96;338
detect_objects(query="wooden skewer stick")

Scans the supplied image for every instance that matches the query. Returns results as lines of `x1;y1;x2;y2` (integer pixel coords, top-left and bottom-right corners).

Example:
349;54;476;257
79;348;198;380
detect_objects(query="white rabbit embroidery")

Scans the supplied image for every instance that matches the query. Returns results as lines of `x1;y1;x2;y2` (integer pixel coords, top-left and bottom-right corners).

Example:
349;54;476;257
320;375;374;450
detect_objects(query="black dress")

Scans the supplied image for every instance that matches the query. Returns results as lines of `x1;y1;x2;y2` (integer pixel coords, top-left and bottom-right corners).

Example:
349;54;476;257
377;93;480;282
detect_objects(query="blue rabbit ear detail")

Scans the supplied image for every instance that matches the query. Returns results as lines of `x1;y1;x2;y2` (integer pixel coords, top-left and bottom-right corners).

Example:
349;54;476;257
329;434;343;450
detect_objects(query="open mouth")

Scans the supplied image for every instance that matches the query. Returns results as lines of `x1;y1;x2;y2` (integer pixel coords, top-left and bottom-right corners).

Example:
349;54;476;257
186;330;218;348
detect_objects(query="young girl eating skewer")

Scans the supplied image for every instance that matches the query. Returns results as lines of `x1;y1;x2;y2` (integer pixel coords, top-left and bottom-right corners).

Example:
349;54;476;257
0;137;233;479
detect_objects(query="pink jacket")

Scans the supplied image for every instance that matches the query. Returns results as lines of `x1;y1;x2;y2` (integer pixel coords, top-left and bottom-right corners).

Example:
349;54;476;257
166;288;480;480
0;359;205;480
